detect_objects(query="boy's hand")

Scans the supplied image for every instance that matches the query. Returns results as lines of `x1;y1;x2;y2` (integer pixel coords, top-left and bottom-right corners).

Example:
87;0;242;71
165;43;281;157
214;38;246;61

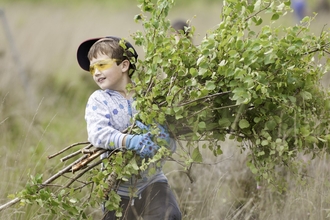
125;133;160;158
135;121;171;147
124;121;171;158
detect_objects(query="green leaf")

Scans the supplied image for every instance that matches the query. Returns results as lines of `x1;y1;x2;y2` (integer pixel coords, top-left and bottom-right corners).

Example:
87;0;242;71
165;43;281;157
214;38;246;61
254;0;261;11
254;17;263;26
219;59;227;66
69;199;77;204
218;118;231;127
271;13;280;21
300;126;310;137
239;119;250;129
265;120;277;130
205;81;216;90
254;117;261;123
130;158;139;171
277;3;285;11
189;68;198;77
305;136;318;144
192;147;203;163
152;104;159;110
198;121;206;129
261;140;268;146
300;91;312;100
247;162;258;174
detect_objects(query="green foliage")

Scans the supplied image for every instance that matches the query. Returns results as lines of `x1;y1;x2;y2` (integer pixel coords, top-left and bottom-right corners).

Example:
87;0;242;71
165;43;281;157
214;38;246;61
10;174;89;219
132;0;330;186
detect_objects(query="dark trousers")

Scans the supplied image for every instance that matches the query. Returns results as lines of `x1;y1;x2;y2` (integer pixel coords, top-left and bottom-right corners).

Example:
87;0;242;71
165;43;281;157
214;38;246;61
102;182;182;220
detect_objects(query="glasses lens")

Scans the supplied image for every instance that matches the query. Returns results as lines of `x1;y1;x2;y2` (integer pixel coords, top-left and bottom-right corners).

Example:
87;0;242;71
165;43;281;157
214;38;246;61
89;59;116;75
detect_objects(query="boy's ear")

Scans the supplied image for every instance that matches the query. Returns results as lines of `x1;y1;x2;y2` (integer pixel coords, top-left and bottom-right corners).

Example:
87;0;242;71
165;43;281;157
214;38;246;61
121;60;130;73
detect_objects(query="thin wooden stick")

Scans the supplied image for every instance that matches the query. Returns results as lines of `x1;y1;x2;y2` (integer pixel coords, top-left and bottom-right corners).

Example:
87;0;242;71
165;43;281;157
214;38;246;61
81;149;97;154
44;155;88;184
48;142;90;159
62;149;120;188
65;159;104;188
71;149;107;173
60;144;93;162
0;198;20;212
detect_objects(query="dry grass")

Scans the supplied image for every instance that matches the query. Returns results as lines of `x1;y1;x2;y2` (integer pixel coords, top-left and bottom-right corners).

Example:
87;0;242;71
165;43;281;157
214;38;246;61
1;1;330;219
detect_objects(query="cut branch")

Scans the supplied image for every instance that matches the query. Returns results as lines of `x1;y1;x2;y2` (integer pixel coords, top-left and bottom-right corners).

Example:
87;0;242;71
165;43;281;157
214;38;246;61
65;159;103;188
0;142;116;212
60;144;93;162
71;149;108;173
48;142;90;159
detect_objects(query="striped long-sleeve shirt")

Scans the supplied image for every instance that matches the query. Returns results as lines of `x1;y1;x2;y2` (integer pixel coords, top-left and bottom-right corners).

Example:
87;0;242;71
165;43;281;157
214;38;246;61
85;89;173;198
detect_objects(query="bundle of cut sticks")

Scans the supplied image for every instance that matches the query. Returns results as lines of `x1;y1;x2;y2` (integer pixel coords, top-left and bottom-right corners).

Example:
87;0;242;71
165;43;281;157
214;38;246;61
0;141;121;211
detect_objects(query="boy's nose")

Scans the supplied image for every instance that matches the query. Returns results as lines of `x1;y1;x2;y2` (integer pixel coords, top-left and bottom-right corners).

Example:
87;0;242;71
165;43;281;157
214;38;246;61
94;68;101;76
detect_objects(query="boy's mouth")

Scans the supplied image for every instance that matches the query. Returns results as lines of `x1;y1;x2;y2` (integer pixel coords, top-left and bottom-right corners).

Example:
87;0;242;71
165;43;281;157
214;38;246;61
97;77;106;83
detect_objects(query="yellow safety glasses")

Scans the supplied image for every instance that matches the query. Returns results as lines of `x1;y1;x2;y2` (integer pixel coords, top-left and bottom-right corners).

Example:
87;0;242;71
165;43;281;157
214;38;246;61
89;59;119;75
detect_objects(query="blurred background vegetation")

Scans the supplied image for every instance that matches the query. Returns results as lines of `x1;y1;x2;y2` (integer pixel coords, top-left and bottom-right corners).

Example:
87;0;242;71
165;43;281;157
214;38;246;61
0;0;330;219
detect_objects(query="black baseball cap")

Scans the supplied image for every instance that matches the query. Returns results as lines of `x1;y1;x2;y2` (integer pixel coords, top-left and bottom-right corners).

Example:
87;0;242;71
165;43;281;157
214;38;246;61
76;36;138;72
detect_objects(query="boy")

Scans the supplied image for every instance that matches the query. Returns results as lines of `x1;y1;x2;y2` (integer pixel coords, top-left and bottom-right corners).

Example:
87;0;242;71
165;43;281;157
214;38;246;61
76;36;182;220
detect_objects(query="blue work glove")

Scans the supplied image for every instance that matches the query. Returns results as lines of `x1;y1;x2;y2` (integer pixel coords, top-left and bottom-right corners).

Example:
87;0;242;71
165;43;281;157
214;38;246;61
125;121;171;158
125;133;160;158
135;121;171;148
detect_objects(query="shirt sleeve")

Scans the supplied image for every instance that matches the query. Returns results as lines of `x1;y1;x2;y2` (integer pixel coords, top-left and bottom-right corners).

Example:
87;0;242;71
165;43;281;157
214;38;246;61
85;91;126;149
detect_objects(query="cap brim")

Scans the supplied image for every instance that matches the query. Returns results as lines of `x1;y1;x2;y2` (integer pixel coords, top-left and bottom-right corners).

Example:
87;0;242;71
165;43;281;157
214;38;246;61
77;37;102;72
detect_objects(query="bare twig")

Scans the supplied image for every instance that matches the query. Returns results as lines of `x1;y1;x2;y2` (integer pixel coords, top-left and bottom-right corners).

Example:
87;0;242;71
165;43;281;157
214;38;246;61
47;142;90;160
245;2;271;21
71;149;108;173
0;117;8;125
44;155;89;184
60;144;93;162
65;159;104;188
0;198;21;212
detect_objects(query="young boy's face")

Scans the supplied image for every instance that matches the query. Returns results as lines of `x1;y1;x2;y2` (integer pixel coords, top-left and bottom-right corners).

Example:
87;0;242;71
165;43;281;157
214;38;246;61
90;53;126;91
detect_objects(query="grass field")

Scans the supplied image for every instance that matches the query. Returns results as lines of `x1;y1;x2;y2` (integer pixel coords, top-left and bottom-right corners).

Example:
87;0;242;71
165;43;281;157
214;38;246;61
1;0;330;219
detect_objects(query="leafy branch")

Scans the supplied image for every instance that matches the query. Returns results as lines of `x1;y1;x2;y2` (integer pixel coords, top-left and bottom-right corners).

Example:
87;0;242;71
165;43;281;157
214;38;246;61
132;0;330;186
0;142;106;212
